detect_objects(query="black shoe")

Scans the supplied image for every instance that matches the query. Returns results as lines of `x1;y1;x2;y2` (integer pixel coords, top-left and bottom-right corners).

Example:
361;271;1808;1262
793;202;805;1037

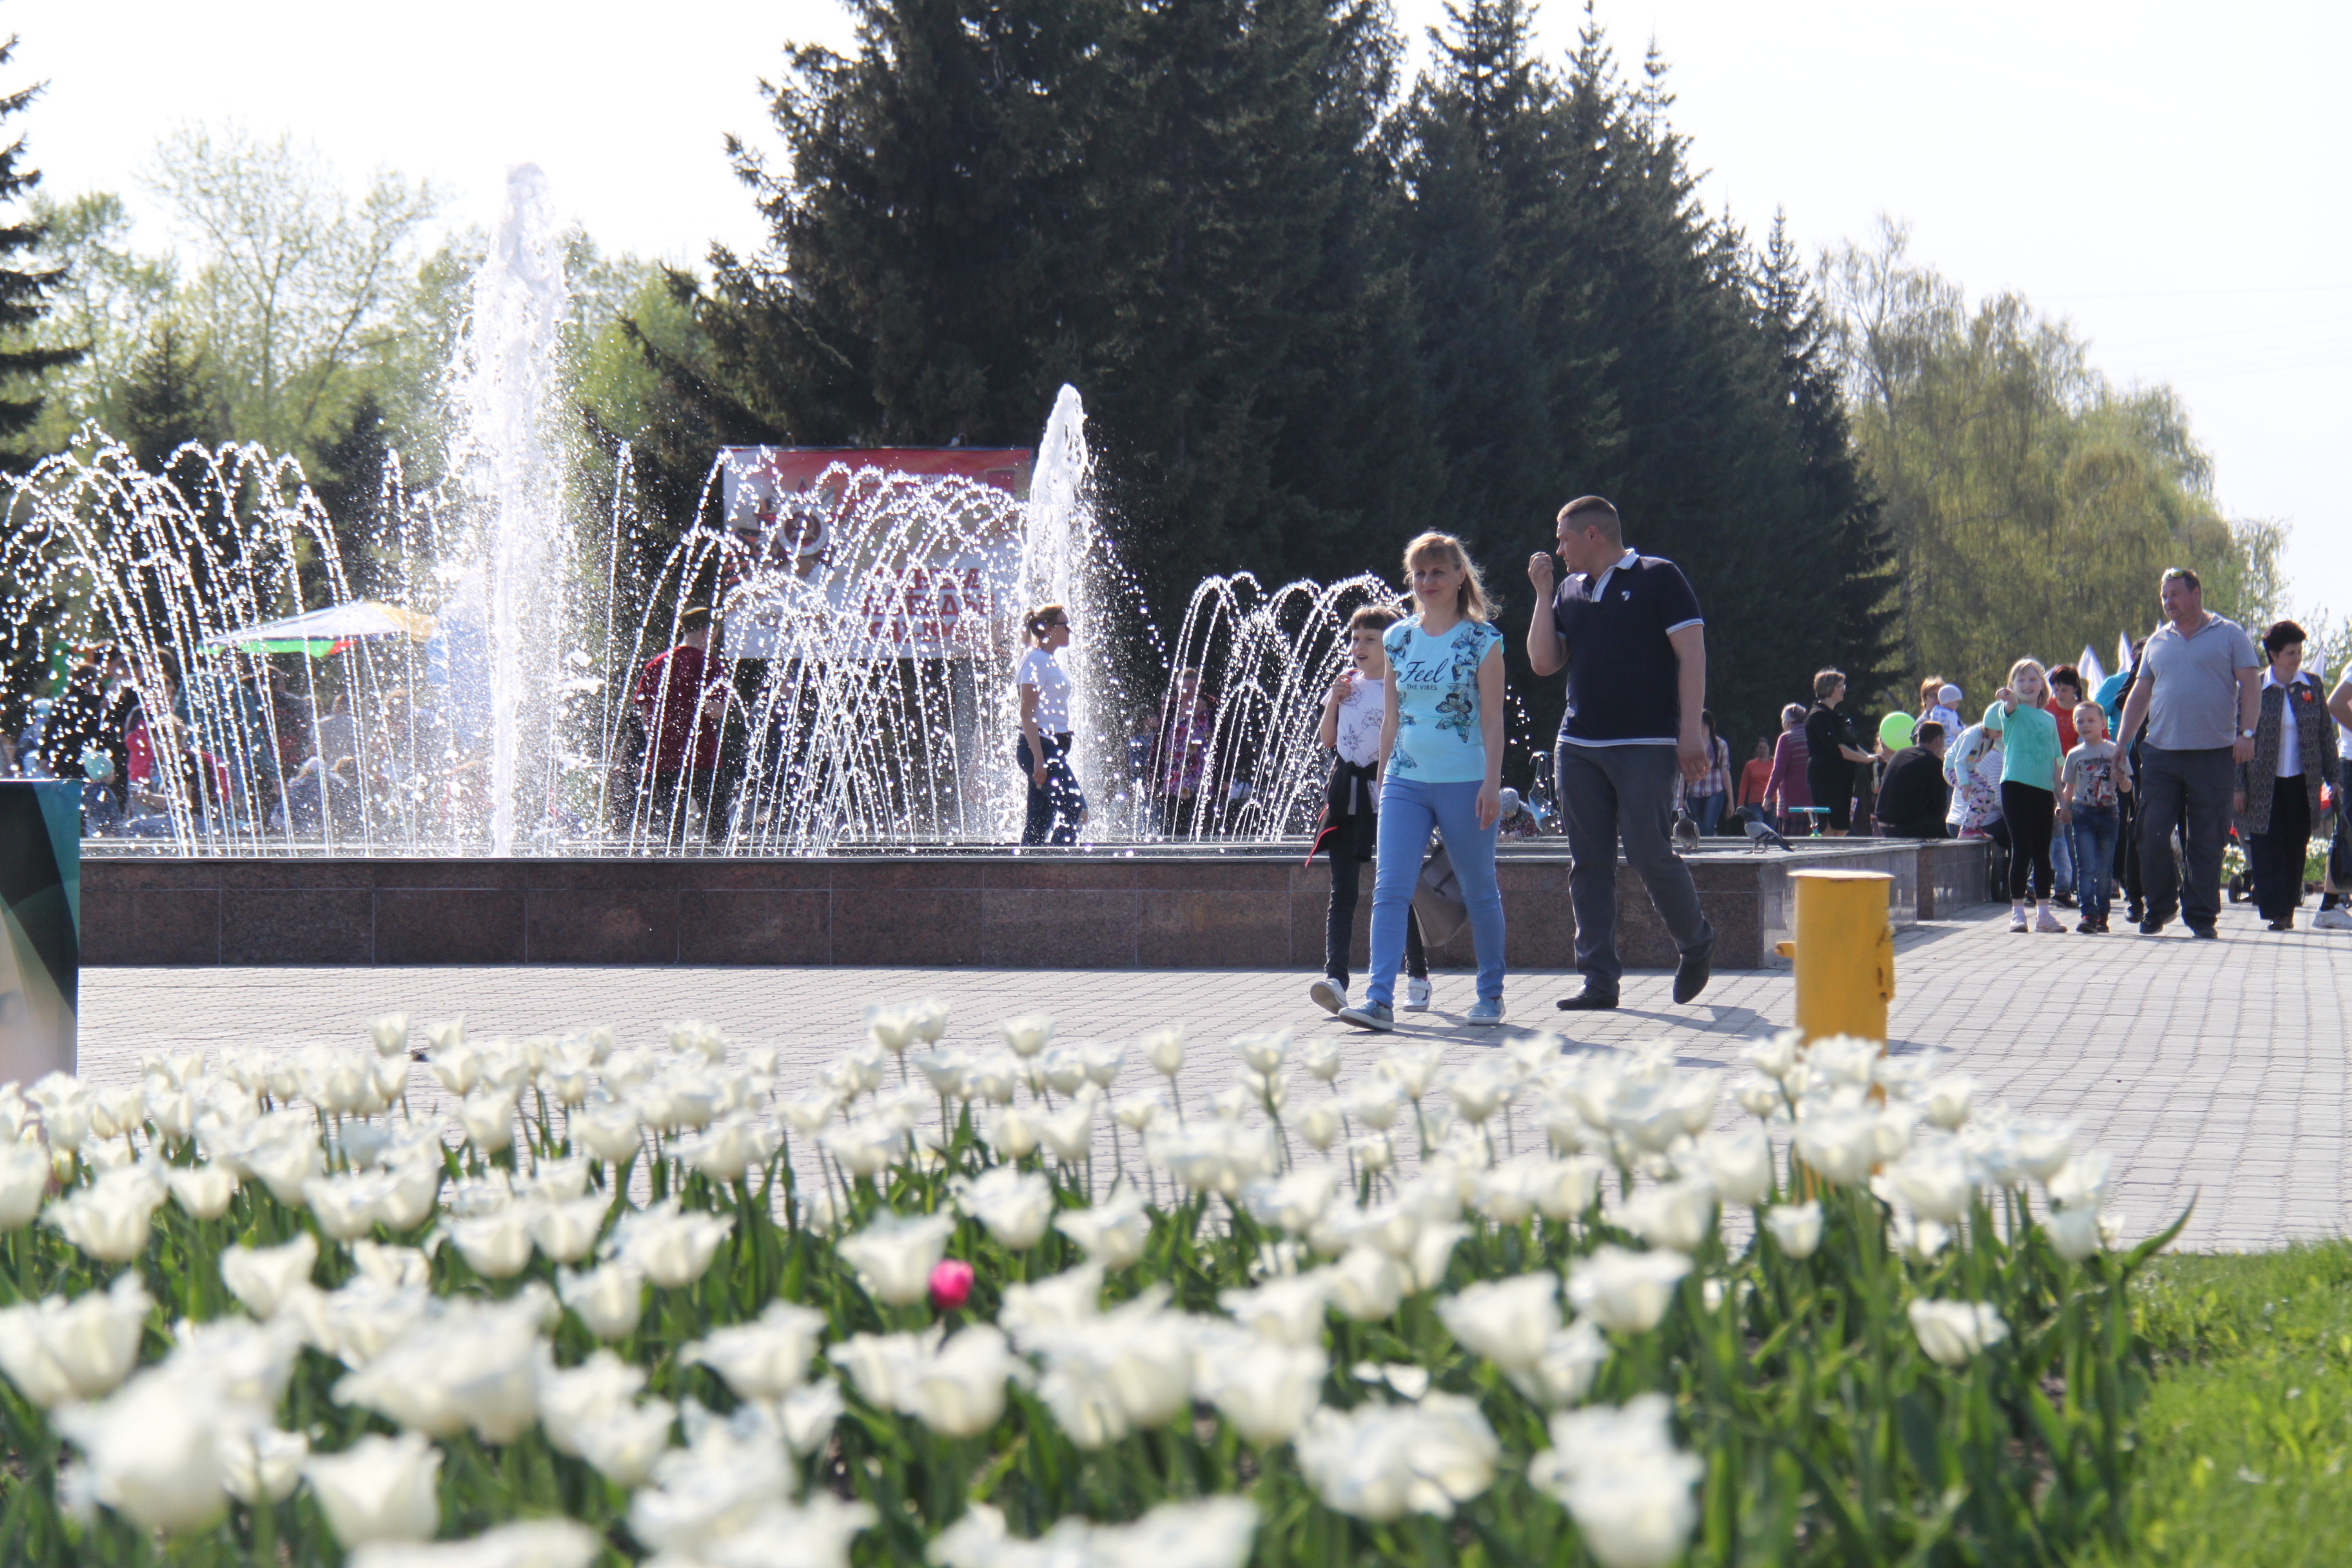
2137;919;2166;936
2190;924;2218;941
1557;988;1620;1011
1672;943;1712;1004
2055;892;2077;909
2266;917;2294;932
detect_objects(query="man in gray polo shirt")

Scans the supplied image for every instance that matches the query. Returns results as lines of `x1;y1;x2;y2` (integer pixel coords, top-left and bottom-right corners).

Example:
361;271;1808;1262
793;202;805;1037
2116;566;2261;938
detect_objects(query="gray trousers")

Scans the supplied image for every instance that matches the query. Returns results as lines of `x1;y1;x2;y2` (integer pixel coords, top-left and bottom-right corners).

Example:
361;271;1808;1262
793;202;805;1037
1557;742;1715;989
2137;744;2234;930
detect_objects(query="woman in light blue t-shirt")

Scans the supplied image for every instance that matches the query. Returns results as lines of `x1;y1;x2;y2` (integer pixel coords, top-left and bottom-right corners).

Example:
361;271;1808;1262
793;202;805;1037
1337;532;1508;1031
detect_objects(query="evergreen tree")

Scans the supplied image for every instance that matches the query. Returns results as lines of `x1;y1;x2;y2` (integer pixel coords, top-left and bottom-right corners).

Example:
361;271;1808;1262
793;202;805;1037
0;31;82;445
313;389;391;602
116;320;228;473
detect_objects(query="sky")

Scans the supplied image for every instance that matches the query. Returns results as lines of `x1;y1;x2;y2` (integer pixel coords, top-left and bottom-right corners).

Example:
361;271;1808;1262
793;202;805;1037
10;0;2347;619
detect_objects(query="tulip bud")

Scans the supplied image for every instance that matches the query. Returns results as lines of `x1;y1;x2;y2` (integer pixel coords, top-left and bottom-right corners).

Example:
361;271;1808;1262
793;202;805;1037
930;1258;975;1312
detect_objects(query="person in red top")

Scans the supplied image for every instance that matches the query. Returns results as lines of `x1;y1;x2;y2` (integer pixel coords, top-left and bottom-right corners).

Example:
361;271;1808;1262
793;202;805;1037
632;605;730;842
2044;664;2085;904
1735;737;1774;817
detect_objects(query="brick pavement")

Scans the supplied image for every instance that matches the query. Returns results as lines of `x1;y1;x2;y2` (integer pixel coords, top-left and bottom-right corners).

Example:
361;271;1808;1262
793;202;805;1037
76;898;2352;1253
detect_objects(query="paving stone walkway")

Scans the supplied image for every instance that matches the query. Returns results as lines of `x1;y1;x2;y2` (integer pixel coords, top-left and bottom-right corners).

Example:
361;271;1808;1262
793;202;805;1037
79;897;2352;1253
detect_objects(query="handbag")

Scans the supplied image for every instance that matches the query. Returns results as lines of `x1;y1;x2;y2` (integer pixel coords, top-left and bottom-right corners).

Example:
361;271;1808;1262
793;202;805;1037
1413;841;1469;947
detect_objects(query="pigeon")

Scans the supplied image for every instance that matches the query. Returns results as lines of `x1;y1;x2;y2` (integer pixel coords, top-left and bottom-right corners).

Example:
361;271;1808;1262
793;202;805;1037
1744;817;1793;853
1671;811;1700;852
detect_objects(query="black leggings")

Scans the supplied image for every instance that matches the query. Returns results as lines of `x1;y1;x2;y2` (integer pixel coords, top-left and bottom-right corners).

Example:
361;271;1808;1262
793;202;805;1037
2000;781;2055;900
1326;848;1426;985
1017;732;1084;845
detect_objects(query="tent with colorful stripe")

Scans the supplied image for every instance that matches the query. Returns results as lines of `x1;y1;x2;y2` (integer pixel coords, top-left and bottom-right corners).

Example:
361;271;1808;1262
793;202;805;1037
199;602;436;657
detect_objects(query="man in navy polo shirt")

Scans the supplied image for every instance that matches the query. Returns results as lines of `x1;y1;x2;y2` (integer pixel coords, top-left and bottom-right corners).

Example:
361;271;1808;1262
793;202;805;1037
1527;495;1716;1009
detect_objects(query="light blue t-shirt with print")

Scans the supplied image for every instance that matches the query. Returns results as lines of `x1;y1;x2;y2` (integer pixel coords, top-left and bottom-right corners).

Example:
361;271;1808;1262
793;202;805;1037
1382;615;1504;783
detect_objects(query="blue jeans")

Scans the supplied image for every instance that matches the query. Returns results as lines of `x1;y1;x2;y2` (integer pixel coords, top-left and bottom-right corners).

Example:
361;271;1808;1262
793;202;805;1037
2069;806;2119;923
1368;777;1505;1007
1688;791;1726;837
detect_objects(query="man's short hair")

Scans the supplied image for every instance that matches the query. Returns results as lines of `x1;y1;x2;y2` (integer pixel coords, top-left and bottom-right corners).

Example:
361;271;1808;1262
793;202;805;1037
2047;664;2082;695
1558;495;1622;542
2264;619;2307;657
1348;604;1403;634
2161;566;2201;593
1914;720;1946;747
678;604;712;632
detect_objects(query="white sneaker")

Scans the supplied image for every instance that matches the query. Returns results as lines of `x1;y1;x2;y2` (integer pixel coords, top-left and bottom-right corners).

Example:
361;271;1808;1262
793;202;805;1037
1309;977;1348;1015
2314;907;2352;931
1404;976;1432;1011
2008;906;2029;933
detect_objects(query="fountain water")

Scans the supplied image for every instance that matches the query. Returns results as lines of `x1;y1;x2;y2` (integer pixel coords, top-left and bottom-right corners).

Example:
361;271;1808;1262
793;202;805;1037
0;183;1402;858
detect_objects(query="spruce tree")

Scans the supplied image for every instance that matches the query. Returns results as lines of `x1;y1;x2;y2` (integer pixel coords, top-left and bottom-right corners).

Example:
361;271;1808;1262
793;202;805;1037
116;320;228;473
0;31;81;444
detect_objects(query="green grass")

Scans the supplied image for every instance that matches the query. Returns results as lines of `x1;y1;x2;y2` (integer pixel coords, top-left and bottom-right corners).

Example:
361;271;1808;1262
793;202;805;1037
2090;1241;2352;1567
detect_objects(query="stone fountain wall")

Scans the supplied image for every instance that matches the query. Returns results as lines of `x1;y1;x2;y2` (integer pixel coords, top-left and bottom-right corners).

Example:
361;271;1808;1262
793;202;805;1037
80;840;1990;971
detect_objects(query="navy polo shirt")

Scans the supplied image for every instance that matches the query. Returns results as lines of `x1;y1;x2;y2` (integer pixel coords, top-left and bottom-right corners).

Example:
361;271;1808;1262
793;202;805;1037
1550;549;1704;745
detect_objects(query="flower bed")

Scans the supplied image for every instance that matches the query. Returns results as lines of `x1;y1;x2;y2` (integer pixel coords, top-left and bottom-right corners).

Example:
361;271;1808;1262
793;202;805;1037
0;1009;2180;1566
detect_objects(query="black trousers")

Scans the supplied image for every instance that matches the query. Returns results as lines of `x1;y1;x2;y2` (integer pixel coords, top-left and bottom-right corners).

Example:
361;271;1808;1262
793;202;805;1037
2000;781;2055;900
2139;745;2234;930
2249;779;2312;922
1326;832;1426;984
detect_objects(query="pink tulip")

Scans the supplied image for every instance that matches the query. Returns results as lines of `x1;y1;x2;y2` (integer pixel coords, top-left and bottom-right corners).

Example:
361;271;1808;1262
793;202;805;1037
928;1258;975;1313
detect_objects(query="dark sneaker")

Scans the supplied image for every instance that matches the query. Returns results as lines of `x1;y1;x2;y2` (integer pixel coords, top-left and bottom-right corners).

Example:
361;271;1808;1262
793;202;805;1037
1672;943;1712;1004
2137;919;2166;936
2190;924;2218;941
1336;1000;1394;1032
1556;988;1620;1012
2055;892;2077;909
2075;919;2096;933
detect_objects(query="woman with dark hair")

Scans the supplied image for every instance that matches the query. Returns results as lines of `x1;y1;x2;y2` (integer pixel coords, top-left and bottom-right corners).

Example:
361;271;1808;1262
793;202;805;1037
2237;619;2338;930
1803;670;1874;836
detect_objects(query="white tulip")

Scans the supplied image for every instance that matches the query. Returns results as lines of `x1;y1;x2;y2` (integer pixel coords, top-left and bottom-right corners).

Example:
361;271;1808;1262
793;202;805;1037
2005;1119;2074;1182
1922;1072;1975;1130
443;1207;535;1279
1908;1298;2008;1367
906;1324;1026;1438
820;1115;906;1177
1438;1273;1562;1372
1442;1060;1518;1125
1764;1201;1823;1259
1037;1045;1089;1096
689;1494;877;1568
1348;1078;1403;1130
305;1432;443;1548
305;1172;387;1242
998;1264;1105;1345
558;1261;646;1340
1887;1149;1976;1224
1744;1031;1801;1081
1233;1028;1292;1075
960;1166;1063;1250
912;1049;971;1098
350;1242;431;1289
2046;1150;2112;1211
0;1273;151;1407
681;1115;784;1183
516;1193;604;1265
1402;1221;1468;1294
1507;1317;1612;1409
1350;1132;1395;1174
364;1015;410;1058
1533;1156;1605;1222
1793;1109;1878;1186
53;1365;233;1534
1220;1270;1331;1348
828;1330;927;1409
1529;1394;1703;1568
372;1162;444;1232
1729;1073;1784;1121
1620;1179;1717;1256
1294;1392;1499;1521
1141;1026;1186;1077
685;1301;829;1401
1192;1330;1326;1446
0;1140;50;1228
1325;1245;1404;1322
164;1164;237;1222
1889;1209;1951;1264
1296;1103;1342;1152
1567;1246;1689;1334
983;1105;1041;1160
1055;1186;1152;1268
347;1519;601;1568
573;1100;643;1163
1244;1166;1336;1234
2046;1203;2108;1262
836;1211;956;1305
1000;1013;1056;1058
1035;1301;1194;1447
538;1349;644;1456
779;1379;847;1456
332;1292;546;1443
1037;1093;1100;1162
218;1426;308;1505
1807;1034;1880;1088
242;1132;325;1205
1695;1126;1774;1207
45;1166;167;1263
627;1401;791;1556
1299;1036;1343;1083
1376;1042;1447;1102
607;1200;734;1289
221;1233;318;1320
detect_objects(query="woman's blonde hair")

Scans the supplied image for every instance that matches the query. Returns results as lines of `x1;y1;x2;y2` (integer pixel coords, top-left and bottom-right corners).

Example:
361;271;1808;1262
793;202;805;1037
1401;532;1489;622
2006;657;2047;695
1022;603;1068;644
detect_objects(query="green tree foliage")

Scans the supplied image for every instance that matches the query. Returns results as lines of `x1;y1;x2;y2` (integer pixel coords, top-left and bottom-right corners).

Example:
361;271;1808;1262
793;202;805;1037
0;30;80;443
1825;219;2266;712
621;0;1895;753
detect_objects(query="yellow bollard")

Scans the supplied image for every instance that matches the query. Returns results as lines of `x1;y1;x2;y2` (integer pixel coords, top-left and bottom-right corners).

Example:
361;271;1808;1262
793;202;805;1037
1771;869;1896;1044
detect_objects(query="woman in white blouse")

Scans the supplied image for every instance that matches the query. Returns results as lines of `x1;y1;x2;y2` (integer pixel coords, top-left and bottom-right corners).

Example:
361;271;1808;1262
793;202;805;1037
1015;603;1085;845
